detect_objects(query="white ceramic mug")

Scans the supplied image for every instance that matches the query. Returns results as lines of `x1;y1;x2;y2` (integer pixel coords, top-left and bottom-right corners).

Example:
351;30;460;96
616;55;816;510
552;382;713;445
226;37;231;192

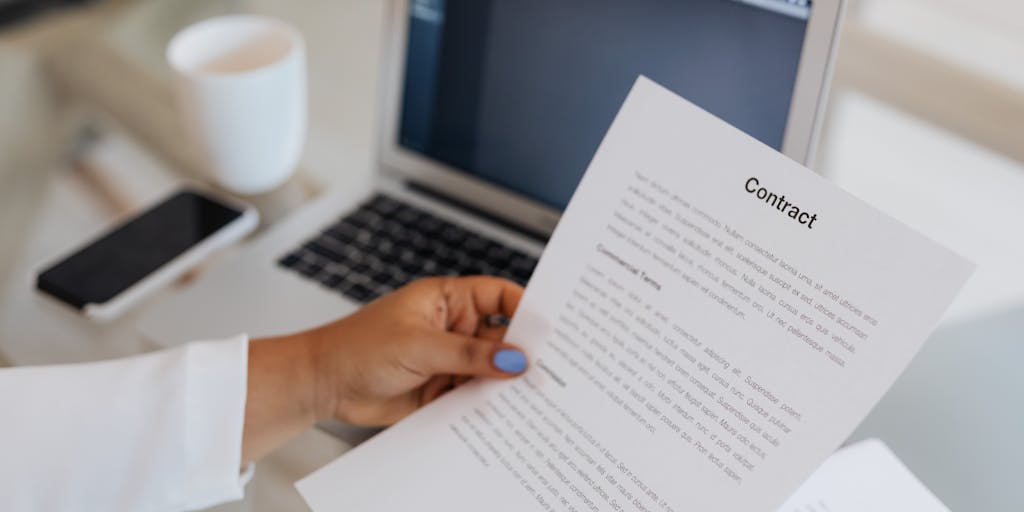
167;15;307;195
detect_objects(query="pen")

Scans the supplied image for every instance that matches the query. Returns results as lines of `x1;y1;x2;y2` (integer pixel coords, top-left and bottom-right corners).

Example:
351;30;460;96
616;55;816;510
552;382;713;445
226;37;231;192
484;314;510;328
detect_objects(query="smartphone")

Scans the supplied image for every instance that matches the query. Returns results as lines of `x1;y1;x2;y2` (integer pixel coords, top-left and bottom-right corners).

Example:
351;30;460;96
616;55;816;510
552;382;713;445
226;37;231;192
35;189;258;322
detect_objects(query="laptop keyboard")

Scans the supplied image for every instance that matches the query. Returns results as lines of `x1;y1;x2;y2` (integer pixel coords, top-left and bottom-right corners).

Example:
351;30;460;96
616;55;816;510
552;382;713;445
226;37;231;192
277;194;539;303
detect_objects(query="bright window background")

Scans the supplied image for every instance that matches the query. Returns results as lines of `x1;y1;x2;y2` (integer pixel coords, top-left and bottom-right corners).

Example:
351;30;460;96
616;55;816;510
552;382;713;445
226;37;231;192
818;0;1024;326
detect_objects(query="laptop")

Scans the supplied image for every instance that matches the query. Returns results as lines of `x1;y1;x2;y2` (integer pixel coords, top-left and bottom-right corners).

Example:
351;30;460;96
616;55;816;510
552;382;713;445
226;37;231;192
140;0;846;346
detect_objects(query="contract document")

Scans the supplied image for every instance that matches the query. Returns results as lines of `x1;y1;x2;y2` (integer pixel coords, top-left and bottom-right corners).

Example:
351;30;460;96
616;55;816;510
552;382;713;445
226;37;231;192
779;439;949;511
297;77;973;511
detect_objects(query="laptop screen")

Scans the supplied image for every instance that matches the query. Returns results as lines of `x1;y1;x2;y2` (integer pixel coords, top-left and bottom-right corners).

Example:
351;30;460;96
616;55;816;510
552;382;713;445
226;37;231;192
399;0;812;210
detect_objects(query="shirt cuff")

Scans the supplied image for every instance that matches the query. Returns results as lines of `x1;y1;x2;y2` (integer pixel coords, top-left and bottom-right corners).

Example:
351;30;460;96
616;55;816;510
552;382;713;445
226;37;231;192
183;334;251;510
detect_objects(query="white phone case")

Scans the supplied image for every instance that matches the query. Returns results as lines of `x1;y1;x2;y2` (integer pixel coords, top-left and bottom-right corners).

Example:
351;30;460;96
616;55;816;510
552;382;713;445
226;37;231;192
34;190;259;323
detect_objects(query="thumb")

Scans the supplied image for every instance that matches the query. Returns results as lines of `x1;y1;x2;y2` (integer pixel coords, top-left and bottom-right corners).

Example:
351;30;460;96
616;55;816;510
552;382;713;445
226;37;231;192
417;331;529;379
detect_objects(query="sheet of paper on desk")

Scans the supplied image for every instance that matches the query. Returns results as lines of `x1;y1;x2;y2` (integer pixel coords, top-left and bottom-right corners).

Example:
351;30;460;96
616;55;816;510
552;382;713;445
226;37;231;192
296;76;973;511
777;439;950;511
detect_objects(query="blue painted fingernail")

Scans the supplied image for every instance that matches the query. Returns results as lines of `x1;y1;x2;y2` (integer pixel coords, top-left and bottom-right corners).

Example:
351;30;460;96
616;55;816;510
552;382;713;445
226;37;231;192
493;349;527;374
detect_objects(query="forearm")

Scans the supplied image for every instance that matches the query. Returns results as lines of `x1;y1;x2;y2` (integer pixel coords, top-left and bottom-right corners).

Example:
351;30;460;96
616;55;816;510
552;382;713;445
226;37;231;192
242;333;321;465
241;277;529;463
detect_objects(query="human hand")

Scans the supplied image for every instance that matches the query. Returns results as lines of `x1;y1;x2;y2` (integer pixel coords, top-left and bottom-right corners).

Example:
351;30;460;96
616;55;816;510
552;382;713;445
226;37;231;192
306;275;528;425
243;276;528;463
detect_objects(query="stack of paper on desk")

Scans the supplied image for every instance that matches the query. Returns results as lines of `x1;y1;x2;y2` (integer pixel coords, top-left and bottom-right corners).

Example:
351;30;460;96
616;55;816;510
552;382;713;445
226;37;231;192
297;77;973;511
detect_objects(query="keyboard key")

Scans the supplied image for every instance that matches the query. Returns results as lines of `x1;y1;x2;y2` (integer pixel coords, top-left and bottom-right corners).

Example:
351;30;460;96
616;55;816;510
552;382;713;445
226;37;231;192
410;235;436;258
278;253;301;268
437;252;463;270
381;219;407;239
377;241;400;263
508;256;536;281
414;215;444;235
394;206;419;225
355;230;374;246
326;221;359;241
441;227;465;245
296;261;324;278
327;263;351;277
484;244;513;265
368;270;393;286
304;240;345;262
385;274;408;289
350;208;381;226
348;283;374;302
464;261;495;276
463;234;488;256
319;273;344;289
367;195;400;217
398;259;422;275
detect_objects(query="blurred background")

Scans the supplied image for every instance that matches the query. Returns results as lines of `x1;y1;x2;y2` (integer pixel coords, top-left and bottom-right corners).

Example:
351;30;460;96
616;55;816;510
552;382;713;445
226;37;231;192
0;1;1020;510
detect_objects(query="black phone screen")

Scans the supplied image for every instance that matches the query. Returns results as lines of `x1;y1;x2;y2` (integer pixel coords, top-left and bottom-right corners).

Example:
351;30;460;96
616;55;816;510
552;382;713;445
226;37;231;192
36;190;243;310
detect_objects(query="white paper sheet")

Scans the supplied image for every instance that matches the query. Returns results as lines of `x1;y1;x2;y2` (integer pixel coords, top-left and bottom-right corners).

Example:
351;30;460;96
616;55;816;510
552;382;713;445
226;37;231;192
778;439;950;512
297;77;973;511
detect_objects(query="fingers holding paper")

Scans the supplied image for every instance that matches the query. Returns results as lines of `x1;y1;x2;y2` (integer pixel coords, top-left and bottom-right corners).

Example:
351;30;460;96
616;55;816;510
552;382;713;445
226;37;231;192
305;276;529;426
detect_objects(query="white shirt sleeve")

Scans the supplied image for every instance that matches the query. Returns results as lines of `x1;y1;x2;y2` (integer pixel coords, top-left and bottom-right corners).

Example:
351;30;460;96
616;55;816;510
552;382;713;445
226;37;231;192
0;335;252;512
